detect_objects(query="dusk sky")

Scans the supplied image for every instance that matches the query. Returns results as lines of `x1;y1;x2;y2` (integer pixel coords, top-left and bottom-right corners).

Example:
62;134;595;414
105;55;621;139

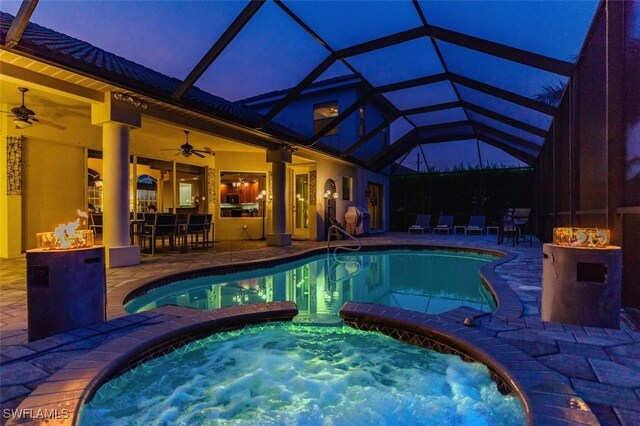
1;0;600;170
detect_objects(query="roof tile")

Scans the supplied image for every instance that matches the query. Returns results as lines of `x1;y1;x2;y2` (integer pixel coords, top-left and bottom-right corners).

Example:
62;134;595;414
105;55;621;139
0;12;304;142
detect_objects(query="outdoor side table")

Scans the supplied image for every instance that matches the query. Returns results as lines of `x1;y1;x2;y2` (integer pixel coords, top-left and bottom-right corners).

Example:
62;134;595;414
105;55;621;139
486;226;499;235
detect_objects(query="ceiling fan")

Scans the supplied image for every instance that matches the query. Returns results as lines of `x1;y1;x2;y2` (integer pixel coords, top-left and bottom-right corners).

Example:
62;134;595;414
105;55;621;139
1;87;65;130
161;130;215;158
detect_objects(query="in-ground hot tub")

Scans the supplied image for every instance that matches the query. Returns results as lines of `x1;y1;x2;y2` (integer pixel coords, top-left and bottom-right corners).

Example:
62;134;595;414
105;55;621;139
80;323;525;425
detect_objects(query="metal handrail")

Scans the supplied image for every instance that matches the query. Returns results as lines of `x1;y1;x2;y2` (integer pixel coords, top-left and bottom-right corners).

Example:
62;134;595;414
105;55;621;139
327;225;361;254
327;254;363;283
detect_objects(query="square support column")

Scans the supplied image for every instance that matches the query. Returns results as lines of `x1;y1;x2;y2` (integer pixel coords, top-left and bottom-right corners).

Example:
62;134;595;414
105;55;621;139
266;147;292;246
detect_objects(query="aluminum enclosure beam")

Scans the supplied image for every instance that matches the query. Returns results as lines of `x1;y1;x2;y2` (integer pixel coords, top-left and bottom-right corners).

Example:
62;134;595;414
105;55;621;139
341;113;398;158
450;73;557;115
260;55;336;126
309;92;374;145
472;121;542;152
423;24;573;76
3;0;38;48
172;0;265;100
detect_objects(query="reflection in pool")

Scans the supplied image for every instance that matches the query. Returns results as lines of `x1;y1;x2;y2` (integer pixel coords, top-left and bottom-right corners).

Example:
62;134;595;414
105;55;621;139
126;249;497;322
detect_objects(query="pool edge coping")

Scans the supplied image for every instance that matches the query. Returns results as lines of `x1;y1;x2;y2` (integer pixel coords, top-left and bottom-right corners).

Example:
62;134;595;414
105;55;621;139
6;302;299;426
340;301;600;426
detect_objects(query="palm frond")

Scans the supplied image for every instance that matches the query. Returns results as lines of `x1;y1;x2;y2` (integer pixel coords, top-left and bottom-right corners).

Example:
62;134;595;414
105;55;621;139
534;81;567;106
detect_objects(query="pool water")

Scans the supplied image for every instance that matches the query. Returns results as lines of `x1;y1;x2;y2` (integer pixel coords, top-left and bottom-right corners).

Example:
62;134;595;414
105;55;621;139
81;324;525;426
125;249;497;322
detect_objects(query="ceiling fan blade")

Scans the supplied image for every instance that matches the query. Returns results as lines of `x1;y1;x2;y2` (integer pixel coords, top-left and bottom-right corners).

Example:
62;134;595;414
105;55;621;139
192;151;206;158
193;149;215;156
34;118;66;130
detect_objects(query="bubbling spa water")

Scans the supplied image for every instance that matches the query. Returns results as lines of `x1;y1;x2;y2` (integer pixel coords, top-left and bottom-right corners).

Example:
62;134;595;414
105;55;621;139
81;324;525;425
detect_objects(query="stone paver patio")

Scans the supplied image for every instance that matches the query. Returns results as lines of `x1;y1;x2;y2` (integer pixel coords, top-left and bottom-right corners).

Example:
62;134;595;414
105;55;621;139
1;233;638;425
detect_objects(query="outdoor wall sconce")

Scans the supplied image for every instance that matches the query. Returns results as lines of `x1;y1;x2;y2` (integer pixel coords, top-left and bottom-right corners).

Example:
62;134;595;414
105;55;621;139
553;227;610;248
323;190;339;200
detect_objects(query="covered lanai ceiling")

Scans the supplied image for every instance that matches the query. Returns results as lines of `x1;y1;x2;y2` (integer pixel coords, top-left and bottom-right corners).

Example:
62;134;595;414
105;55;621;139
1;0;601;173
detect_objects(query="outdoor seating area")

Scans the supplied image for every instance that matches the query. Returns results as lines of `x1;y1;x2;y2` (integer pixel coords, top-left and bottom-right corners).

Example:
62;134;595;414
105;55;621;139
409;214;489;236
402;209;536;244
92;212;214;255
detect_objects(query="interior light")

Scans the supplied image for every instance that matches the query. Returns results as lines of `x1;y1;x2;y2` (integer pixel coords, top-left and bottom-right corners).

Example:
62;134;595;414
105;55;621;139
13;118;32;129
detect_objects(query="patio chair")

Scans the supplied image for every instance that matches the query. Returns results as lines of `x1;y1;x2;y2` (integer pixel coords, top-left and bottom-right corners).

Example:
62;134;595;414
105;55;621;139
432;215;454;234
139;213;178;255
408;214;431;234
499;208;532;247
89;213;103;237
464;215;485;235
204;214;214;248
186;214;211;249
512;208;532;247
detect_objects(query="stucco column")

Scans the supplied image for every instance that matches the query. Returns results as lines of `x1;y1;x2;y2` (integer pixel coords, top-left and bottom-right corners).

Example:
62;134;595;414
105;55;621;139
102;122;131;248
92;92;144;267
266;147;292;246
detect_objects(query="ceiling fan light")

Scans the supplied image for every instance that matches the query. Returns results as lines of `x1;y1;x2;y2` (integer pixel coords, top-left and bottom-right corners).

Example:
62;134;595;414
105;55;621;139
13;118;32;129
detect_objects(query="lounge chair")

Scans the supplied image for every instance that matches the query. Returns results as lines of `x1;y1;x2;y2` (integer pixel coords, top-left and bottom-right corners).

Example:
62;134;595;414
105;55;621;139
432;215;454;234
408;214;431;234
465;215;485;235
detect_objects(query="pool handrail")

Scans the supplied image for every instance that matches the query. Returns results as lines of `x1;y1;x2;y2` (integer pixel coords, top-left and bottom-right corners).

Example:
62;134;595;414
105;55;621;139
327;224;361;254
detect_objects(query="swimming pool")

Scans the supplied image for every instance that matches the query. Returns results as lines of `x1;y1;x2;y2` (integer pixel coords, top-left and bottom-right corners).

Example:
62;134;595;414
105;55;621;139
125;249;498;321
80;323;525;425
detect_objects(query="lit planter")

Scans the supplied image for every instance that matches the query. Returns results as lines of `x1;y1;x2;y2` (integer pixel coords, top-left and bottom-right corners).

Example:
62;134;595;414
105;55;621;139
553;227;610;248
542;227;621;329
35;218;94;250
27;217;105;341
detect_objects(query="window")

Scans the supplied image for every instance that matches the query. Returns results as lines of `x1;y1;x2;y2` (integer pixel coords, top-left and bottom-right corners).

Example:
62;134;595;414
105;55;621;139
342;176;353;201
87;168;103;213
219;172;267;218
136;174;158;212
313;101;339;135
179;183;193;207
359;106;365;137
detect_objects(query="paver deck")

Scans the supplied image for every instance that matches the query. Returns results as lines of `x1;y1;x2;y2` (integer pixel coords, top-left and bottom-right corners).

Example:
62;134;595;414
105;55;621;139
1;233;638;425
